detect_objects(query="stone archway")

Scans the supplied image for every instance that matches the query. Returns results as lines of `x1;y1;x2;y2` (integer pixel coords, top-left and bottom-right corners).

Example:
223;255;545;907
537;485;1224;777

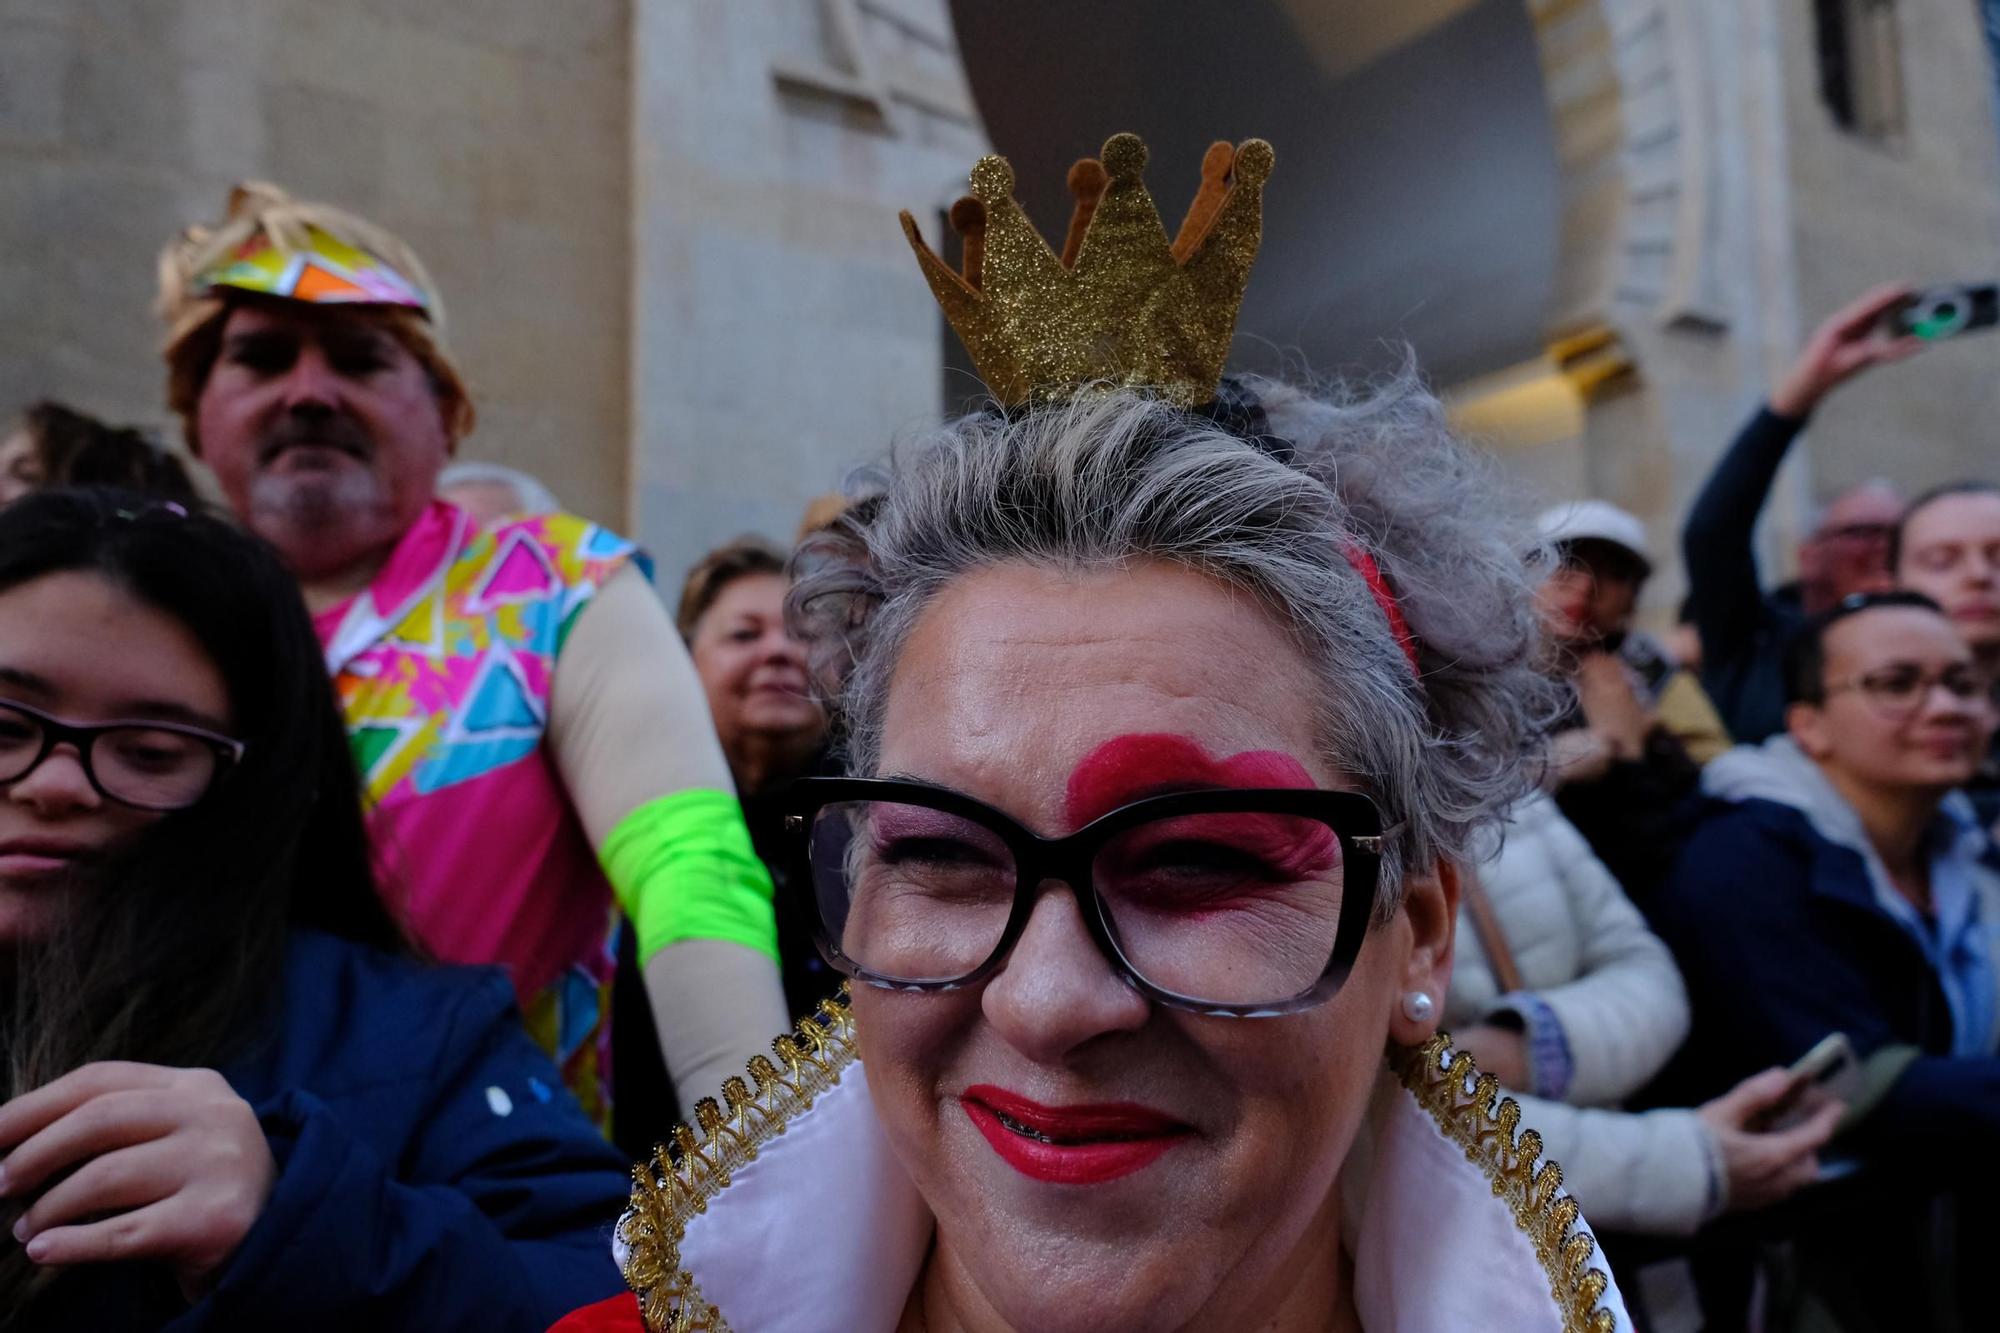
714;0;1995;612
899;0;1717;561
816;0;1714;404
1526;0;1722;359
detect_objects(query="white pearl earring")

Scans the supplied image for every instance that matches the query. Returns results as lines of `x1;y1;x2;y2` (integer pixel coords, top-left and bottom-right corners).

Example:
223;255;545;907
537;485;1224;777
1401;990;1436;1024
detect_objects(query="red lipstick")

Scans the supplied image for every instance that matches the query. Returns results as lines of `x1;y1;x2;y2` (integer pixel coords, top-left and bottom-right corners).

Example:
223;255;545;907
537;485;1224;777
960;1084;1192;1185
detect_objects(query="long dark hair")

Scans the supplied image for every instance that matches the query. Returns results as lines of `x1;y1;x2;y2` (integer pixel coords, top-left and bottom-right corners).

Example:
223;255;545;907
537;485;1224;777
0;489;403;1320
0;487;404;1081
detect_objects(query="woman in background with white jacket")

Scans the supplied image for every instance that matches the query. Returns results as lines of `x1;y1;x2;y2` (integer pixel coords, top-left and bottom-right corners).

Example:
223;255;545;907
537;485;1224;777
1447;791;1841;1235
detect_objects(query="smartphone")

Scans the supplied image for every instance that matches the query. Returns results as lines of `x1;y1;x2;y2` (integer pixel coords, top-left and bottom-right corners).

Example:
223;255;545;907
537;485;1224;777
1887;284;2000;340
1759;1032;1860;1132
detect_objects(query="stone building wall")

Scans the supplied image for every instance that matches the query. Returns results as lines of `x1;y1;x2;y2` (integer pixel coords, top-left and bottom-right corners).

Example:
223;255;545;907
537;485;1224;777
627;0;986;582
1509;0;2000;622
5;0;1994;589
0;0;632;525
1778;0;2000;497
1437;0;1803;617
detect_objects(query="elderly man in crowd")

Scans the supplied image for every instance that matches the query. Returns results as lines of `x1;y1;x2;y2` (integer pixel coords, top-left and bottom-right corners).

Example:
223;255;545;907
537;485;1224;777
153;183;787;1129
1682;285;1922;744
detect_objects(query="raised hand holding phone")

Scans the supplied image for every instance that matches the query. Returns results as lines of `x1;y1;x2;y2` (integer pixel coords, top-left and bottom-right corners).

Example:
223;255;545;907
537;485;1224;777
1771;284;1926;419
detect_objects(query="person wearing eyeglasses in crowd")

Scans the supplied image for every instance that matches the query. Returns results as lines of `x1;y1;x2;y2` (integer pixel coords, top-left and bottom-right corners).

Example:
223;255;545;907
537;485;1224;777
1894;480;2000;826
560;377;1636;1332
1648;591;1999;1327
555;133;1632;1333
1681;286;1923;746
0;490;628;1331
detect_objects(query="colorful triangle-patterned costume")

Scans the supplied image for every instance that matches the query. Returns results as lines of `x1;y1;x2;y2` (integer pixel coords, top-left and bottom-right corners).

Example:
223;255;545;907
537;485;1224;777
314;501;637;1129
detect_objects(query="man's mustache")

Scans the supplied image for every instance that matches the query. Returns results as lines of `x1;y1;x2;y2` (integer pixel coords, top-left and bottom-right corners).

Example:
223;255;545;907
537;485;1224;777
257;414;375;465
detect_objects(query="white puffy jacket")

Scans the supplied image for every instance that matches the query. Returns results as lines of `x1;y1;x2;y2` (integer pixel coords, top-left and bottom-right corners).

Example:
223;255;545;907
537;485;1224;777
1448;792;1724;1234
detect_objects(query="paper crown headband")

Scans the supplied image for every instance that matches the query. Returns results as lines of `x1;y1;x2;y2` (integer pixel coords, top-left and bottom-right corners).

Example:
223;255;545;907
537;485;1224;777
194;224;429;311
159;184;475;443
162;182;441;336
902;133;1273;408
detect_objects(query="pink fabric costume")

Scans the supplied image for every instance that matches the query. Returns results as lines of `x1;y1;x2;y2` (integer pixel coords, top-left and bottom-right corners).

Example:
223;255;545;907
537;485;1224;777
314;500;634;1126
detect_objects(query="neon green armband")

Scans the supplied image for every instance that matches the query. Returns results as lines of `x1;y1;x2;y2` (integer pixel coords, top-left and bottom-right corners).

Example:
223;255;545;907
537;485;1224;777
600;788;779;963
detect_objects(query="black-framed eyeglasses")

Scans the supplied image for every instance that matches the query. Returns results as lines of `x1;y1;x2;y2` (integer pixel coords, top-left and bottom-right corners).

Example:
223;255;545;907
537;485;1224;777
0;700;244;811
1825;662;1993;721
777;776;1398;1018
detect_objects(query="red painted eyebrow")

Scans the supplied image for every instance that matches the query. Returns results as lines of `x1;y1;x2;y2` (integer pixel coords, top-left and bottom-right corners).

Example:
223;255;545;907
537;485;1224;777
1064;733;1316;828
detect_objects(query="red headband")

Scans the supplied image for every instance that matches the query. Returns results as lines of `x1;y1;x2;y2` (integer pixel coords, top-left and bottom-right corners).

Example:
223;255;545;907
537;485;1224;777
1340;540;1420;676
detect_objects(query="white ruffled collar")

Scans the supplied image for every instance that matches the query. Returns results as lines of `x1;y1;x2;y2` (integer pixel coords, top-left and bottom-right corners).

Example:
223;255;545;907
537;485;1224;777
616;998;1630;1333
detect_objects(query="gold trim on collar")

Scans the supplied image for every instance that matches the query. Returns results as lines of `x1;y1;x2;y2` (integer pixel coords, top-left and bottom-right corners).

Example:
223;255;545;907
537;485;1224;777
620;992;858;1333
1391;1034;1618;1333
617;1003;1616;1333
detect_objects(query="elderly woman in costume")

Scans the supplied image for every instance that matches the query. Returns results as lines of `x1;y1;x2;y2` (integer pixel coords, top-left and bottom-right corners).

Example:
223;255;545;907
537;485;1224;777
555;136;1631;1333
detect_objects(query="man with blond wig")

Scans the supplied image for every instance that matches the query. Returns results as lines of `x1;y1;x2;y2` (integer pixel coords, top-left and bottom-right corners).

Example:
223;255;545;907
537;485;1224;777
156;184;787;1130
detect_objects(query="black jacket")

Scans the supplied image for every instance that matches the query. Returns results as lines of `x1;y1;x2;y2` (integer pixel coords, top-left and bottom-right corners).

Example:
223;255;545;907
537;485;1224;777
1682;407;1809;744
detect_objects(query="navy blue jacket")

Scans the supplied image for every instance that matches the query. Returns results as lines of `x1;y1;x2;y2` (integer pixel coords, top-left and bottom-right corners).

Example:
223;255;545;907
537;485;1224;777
1682;406;1809;745
1649;798;2000;1161
40;931;631;1331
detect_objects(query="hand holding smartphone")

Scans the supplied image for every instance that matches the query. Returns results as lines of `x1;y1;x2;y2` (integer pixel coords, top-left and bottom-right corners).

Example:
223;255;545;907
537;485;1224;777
1756;1032;1861;1133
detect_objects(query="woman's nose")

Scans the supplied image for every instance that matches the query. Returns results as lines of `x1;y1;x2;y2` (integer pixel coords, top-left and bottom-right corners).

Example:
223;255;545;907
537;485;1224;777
7;744;101;815
981;884;1149;1065
761;630;808;667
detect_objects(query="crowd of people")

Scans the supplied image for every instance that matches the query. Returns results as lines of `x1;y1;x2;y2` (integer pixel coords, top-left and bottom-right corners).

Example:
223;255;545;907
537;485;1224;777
0;132;1994;1333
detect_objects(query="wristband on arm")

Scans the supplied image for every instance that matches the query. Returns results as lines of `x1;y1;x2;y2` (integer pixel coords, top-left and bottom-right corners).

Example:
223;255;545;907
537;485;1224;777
600;788;779;963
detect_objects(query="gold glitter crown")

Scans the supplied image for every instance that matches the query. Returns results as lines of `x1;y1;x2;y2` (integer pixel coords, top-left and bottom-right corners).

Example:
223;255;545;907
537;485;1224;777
901;132;1274;408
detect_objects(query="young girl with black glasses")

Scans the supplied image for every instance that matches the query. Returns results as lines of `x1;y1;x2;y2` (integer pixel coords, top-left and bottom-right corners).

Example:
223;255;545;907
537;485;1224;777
0;489;628;1331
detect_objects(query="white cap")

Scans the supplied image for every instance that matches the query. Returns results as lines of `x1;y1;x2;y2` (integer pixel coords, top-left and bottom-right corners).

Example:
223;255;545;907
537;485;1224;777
1535;499;1652;575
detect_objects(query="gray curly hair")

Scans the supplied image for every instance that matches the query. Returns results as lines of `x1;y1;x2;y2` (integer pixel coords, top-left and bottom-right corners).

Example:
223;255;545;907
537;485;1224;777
789;374;1557;910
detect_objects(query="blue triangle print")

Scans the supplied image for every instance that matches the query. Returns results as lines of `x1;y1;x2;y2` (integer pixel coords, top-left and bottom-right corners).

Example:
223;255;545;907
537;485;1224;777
460;657;540;734
581;526;628;560
412;735;539;793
